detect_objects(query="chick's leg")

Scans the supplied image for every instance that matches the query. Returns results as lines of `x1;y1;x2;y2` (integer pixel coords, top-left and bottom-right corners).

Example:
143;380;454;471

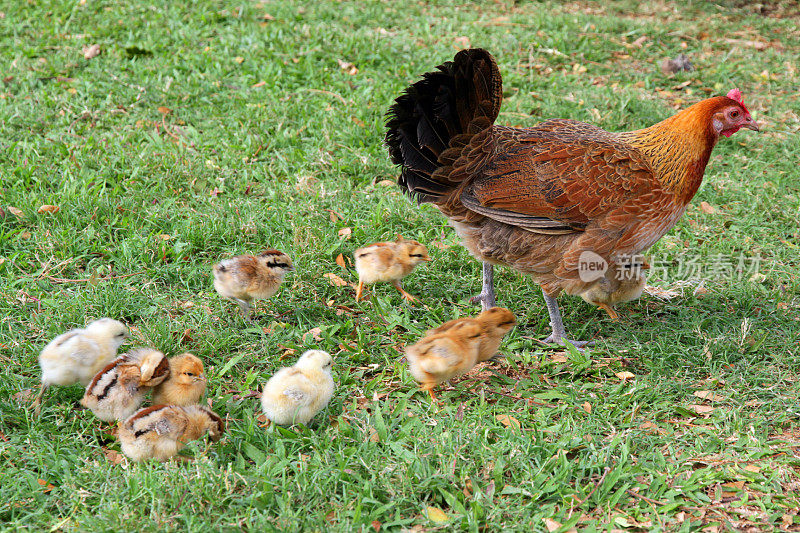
392;280;418;302
235;299;252;321
597;303;620;321
468;262;497;311
542;290;593;349
355;280;365;302
32;383;48;415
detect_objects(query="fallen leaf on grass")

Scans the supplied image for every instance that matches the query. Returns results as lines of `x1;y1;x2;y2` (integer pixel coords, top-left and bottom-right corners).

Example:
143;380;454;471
616;371;635;381
550;352;568;363
543;518;577;533
7;206;23;217
103;448;126;465
234;56;245;64
693;390;725;402
323;273;349;287
743;464;761;473
251;80;266;88
496;414;521;429
82;44;101;60
337;59;357;75
37;479;56;493
337;227;352;239
156;234;171;241
37;205;60;214
426;506;449;523
13;389;35;402
582;402;592;414
368;427;380;443
371;520;381;532
454;36;471;49
688;404;715;415
700;201;716;214
376;179;394;187
335;254;346;268
303;327;323;343
157;106;172;115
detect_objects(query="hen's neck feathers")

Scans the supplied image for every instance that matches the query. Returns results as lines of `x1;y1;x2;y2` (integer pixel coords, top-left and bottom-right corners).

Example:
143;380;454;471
620;97;726;204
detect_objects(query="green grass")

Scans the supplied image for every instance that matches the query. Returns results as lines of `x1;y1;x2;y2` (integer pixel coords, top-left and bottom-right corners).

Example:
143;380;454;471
2;0;799;530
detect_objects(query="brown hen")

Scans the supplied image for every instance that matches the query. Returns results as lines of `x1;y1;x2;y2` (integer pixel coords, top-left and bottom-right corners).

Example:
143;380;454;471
385;48;758;345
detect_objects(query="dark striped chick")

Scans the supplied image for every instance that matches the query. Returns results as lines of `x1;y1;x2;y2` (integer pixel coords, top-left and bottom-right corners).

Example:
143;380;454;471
212;250;294;320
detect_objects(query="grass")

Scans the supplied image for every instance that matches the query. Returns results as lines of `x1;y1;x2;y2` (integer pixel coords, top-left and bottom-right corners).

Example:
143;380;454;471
1;0;799;530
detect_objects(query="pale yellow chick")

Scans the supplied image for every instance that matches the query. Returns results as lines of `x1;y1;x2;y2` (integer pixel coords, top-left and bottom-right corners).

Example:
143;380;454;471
118;404;225;462
151;353;207;406
405;320;482;400
261;350;335;426
428;307;517;362
34;318;129;413
580;258;649;320
80;347;169;422
213;249;294;320
354;235;431;302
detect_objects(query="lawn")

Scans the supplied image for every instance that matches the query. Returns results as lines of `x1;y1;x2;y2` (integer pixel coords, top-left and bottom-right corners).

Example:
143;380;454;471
1;0;799;530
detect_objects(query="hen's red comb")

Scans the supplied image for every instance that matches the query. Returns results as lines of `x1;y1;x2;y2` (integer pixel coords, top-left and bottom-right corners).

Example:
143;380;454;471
727;88;748;112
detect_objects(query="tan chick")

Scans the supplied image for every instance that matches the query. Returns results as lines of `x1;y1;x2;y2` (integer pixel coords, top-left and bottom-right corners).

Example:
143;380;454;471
261;350;335;426
33;318;129;413
213;249;294;320
405;320;482;400
354;235;431;302
427;307;517;362
579;258;649;320
118;404;225;462
151;353;207;406
80;347;169;422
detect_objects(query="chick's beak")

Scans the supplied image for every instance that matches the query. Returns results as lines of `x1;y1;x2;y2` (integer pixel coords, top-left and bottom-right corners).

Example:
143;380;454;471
423;257;432;262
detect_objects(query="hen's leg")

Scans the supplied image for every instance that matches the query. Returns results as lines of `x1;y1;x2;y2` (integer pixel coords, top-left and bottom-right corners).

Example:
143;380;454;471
469;262;497;311
542;290;593;348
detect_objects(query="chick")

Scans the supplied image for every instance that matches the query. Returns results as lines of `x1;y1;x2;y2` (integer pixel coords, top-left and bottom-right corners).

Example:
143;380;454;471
405;320;482;400
261;350;335;426
427;307;517;362
33;318;129;413
80;347;169;422
151;353;207;406
118;404;225;462
579;258;650;320
354;235;431;302
213;249;294;320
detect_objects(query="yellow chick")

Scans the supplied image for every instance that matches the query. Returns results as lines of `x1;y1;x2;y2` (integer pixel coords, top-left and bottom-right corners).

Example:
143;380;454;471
405;320;482;400
80;347;170;421
261;350;335;426
428;307;517;362
118;404;225;462
580;258;649;320
33;318;129;413
354;235;431;302
213;249;294;320
151;353;207;406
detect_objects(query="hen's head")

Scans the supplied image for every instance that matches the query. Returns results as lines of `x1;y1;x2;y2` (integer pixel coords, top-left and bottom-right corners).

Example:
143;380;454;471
714;89;759;137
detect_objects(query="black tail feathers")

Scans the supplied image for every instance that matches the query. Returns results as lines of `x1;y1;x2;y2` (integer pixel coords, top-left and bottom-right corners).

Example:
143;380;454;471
385;48;503;204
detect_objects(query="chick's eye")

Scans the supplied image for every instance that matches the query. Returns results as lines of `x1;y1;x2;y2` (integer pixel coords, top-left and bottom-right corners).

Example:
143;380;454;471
186;372;194;377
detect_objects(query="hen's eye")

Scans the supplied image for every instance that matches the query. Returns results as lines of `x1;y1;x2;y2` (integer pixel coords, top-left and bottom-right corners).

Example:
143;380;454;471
731;110;739;118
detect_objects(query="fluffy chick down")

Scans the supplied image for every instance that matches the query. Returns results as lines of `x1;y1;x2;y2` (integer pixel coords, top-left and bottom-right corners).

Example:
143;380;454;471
427;307;516;362
261;350;335;426
353;236;431;301
119;404;225;462
151;353;207;406
81;347;169;422
213;249;294;319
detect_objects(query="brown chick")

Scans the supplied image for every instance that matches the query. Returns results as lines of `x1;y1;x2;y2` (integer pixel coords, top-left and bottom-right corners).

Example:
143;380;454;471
80;347;169;422
118;404;225;462
151;353;207;406
354;235;431;302
213;249;294;320
405;320;482;400
579;258;649;320
427;307;517;362
33;318;129;414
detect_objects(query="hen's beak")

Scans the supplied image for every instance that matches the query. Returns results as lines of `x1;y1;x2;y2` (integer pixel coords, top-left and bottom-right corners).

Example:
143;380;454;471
743;116;760;131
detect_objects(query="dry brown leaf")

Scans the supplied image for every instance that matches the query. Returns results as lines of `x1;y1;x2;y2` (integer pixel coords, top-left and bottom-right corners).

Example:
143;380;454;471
337;227;352;239
616;371;635;381
550;352;568;363
37;479;56;493
337;59;358;75
368;427;380;442
157;106;172;115
303;327;323;343
234;56;245;64
639;421;667;435
7;206;23;218
19;231;32;240
688;404;715;415
426;506;449;523
376;179;394;187
103;447;126;465
371;520;381;532
495;414;521;429
251;80;267;88
693;390;725;402
582;402;592;414
454;36;471;49
699;201;716;214
631;35;648;47
82;44;101;60
13;388;35;402
335;254;346;268
323;273;349;287
156;234;171;241
0;257;5;267
37;205;60;214
743;464;761;473
543;518;572;532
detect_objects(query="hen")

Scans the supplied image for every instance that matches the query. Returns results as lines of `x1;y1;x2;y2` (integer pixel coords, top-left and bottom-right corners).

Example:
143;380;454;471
386;48;758;345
